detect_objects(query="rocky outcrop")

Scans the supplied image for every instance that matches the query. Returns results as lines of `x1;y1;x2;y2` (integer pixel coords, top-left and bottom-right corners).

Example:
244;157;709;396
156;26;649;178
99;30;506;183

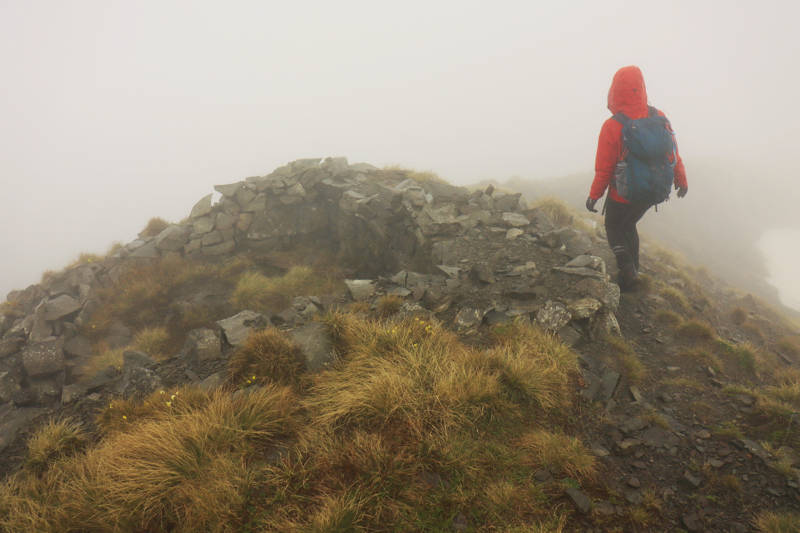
0;157;619;452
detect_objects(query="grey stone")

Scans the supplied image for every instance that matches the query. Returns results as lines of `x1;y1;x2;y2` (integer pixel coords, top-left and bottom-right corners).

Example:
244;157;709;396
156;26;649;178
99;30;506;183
290;323;333;373
321;156;349;174
501;212;530;228
565;255;605;272
190;193;213;218
557;325;582;347
568;298;602;320
130;240;159;258
201;230;224;246
155;225;190;251
682;514;702;532
0;371;21;404
217;311;269;347
345;280;376;301
435;265;460;278
216;211;236;231
182;328;222;362
26;374;64;405
469;264;496;284
63;335;93;359
22;340;64;378
0;407;44;454
202;240;236;256
455;307;486;329
214;182;243;197
553;266;606;280
564;487;592;514
494;193;522;212
599;369;620;401
506;228;524;240
192;216;215;235
535;301;571;332
43;294;82;321
29;306;52;342
198;371;225;391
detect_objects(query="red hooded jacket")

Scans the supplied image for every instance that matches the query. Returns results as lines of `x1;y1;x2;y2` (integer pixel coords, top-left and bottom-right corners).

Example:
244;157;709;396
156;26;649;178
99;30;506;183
590;66;687;203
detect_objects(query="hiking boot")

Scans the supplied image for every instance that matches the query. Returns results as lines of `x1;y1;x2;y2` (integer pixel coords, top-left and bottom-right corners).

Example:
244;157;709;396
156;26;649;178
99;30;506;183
618;264;640;293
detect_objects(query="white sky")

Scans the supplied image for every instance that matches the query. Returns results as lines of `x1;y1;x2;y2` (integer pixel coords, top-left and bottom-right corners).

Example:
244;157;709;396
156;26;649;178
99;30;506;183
1;0;799;299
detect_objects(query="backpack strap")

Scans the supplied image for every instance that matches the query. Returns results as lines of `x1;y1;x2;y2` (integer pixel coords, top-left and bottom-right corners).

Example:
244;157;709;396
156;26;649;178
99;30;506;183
647;105;659;117
612;112;631;127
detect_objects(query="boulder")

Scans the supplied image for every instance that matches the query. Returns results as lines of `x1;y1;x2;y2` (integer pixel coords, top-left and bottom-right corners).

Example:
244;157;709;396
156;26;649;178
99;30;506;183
22;339;64;378
217;311;269;347
216;211;236;231
181;328;222;362
501;212;530;228
43;294;82;321
455;307;486;329
0;371;21;404
0;406;44;454
63;335;93;359
0;336;24;359
155;225;190;252
568;298;603;320
202;240;236;256
192;216;215;235
190;193;213;218
535;301;571;332
214;182;243;197
118;351;161;399
345;280;376;301
290;323;333;372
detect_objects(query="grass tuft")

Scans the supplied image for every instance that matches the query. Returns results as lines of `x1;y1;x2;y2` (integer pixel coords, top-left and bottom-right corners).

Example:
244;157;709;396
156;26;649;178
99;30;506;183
231;266;337;312
376;295;403;318
227;328;305;387
516;429;596;481
660;287;691;313
731;307;748;325
138;217;170;238
25;419;87;473
604;335;645;383
133;326;171;358
675;319;715;342
655;309;682;327
754;511;800;533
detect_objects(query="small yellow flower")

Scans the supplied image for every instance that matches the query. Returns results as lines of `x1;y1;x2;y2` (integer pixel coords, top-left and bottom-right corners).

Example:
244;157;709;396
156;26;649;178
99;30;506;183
170;394;176;400
159;390;165;395
166;401;172;407
251;375;256;380
122;415;127;420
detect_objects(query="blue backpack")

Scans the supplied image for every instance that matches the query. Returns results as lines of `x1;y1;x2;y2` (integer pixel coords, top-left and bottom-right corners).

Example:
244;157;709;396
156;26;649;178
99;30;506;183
612;106;676;205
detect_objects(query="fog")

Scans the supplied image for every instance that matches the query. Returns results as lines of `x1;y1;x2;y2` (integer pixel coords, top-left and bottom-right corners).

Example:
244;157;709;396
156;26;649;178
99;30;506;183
2;1;799;307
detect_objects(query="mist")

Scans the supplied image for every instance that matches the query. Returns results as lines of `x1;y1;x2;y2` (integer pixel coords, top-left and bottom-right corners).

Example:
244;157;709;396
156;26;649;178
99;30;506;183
2;1;799;306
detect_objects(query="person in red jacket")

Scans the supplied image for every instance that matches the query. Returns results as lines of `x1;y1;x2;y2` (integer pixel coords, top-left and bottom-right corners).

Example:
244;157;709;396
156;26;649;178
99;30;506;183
586;66;688;291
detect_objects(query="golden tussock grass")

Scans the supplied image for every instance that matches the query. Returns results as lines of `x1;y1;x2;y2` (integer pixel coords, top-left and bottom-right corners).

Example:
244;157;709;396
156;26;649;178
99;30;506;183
24;419;87;474
675;319;715;342
604;335;645;383
133;326;171;358
515;429;596;481
531;197;593;232
138;217;170;238
376;294;403;317
754;510;800;533
3;313;586;532
660;286;691;313
231;266;339;312
0;386;298;533
655;309;683;327
227;327;305;387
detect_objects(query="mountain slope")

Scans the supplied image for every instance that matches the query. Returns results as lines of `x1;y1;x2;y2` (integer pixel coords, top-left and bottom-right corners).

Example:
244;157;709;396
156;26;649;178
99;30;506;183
1;158;799;532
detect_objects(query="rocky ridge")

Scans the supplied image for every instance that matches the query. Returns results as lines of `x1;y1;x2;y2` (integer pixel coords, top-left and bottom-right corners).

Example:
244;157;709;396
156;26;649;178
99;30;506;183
1;158;799;531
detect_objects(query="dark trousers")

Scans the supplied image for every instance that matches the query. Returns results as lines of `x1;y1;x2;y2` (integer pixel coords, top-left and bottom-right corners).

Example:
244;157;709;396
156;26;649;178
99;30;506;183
604;198;651;274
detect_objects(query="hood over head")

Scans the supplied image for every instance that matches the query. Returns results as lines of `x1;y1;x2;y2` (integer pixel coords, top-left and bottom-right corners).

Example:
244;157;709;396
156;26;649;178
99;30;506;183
607;66;648;118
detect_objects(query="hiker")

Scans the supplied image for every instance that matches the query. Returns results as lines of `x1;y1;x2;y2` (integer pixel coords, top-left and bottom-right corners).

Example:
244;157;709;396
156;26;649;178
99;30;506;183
586;65;688;291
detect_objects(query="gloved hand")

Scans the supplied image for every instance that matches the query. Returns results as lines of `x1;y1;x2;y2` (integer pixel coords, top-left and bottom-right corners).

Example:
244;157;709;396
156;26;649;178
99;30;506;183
585;196;598;213
676;185;688;198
